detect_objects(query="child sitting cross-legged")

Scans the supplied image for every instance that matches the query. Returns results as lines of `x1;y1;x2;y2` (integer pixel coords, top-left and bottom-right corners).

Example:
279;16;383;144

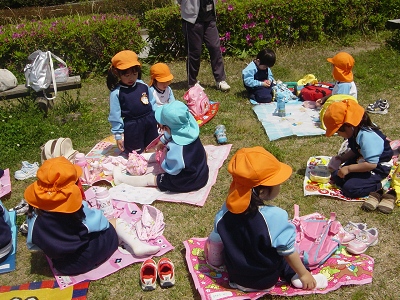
206;147;328;291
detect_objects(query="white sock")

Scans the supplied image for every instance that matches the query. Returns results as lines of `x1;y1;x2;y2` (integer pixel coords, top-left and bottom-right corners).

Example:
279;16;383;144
113;166;156;186
291;273;328;289
141;152;157;163
115;218;160;257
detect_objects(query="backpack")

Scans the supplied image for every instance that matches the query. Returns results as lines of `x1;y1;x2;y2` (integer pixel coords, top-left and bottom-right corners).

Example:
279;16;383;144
0;69;18;91
24;50;68;100
41;137;78;164
126;150;148;175
299;82;334;101
183;83;210;118
291;204;341;269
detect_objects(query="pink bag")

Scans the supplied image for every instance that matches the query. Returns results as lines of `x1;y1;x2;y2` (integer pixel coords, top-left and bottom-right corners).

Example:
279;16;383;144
183;83;210;118
126;151;147;175
291;204;341;269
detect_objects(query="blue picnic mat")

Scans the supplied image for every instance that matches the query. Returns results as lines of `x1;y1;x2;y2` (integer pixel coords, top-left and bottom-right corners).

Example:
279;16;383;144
252;100;325;141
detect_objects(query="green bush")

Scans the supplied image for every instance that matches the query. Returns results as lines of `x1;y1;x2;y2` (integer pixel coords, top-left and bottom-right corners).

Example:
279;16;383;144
144;0;399;61
0;14;146;80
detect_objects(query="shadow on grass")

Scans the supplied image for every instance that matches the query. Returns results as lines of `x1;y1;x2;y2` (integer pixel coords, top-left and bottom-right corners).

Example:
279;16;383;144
30;251;53;277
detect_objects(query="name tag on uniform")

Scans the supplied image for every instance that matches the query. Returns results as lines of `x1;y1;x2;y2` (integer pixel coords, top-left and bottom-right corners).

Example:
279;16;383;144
206;4;213;11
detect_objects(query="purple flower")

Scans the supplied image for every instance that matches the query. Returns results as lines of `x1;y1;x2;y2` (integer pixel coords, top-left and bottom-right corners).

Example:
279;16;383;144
249;22;256;28
247;13;253;19
246;34;251;42
225;31;231;40
227;5;233;11
242;23;249;30
271;15;274;19
265;19;269;24
275;39;281;44
16;24;25;29
258;33;263;39
220;46;226;53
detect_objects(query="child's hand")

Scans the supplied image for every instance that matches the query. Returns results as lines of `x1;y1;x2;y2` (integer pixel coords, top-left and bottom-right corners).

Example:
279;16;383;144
338;165;350;178
263;80;271;87
315;98;323;107
116;139;124;152
298;272;317;290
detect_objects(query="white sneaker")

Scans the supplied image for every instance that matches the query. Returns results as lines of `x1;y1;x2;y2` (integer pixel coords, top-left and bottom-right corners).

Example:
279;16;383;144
9;199;29;215
14;161;39;180
217;81;230;91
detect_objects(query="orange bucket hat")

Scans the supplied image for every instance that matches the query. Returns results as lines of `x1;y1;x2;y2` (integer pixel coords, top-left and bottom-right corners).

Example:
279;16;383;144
226;147;292;214
149;63;174;86
327;52;355;83
24;157;83;213
323;99;365;137
111;50;141;70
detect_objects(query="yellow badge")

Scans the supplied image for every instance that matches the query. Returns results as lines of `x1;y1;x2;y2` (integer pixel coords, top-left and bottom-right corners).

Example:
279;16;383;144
141;93;149;104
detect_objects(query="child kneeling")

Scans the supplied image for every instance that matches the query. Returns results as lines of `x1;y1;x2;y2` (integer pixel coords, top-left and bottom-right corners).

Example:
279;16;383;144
206;147;328;291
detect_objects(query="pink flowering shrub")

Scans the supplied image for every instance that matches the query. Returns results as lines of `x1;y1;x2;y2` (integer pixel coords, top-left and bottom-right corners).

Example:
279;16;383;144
0;14;145;80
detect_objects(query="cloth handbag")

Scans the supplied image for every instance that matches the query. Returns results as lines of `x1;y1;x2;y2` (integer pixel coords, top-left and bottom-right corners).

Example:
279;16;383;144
126;151;148;175
40;137;78;164
24;50;68;100
291;204;341;269
0;69;18;92
183;83;210;118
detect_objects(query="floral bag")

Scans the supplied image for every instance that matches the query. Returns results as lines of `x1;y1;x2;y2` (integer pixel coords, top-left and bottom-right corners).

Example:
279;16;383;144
126;151;148;175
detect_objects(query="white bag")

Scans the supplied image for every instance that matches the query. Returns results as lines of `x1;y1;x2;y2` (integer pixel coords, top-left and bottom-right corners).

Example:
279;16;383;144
0;69;18;91
24;50;68;100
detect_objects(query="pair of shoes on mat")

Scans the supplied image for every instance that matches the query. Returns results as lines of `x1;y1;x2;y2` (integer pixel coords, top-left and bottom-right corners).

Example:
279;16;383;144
362;190;396;213
9;199;28;216
366;98;389;114
341;221;367;245
214;125;228;144
140;257;175;291
346;227;379;255
14;161;39;180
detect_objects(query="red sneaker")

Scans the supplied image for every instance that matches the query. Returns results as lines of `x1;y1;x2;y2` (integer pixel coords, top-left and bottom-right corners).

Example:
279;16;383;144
140;259;157;291
157;257;175;288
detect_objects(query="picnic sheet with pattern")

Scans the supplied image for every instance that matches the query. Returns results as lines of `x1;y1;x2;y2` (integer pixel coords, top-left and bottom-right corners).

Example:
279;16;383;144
252;100;325;141
304;156;395;201
84;136;232;206
184;237;374;299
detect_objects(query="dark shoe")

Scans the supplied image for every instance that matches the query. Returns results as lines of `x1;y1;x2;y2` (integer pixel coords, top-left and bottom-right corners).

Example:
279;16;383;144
377;190;396;214
362;191;382;211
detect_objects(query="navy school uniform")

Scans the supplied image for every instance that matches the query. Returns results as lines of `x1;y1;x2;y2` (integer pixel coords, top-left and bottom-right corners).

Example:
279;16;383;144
26;201;118;275
157;137;209;193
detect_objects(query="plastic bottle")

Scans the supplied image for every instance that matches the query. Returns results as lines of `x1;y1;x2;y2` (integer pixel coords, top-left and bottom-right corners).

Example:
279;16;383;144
204;231;224;267
94;186;114;217
276;95;286;117
74;152;90;184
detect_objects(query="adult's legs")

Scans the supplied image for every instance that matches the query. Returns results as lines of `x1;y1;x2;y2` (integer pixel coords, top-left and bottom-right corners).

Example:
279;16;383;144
203;20;226;83
182;20;204;87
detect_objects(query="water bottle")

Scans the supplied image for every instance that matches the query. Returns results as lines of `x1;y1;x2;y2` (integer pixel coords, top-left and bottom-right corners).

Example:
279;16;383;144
277;95;286;117
204;231;224;267
74;152;90;184
93;186;114;217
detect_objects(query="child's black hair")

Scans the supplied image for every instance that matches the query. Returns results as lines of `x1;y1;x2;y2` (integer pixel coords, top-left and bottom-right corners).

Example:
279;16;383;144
244;186;266;215
256;49;276;68
106;65;142;91
358;112;379;130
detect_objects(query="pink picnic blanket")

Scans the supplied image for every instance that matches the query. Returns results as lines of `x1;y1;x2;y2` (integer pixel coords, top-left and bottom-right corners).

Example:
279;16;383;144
84;136;232;206
0;168;11;198
48;189;174;290
184;238;374;299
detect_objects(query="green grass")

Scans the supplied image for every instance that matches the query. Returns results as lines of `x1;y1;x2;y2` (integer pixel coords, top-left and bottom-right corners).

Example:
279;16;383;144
1;32;400;299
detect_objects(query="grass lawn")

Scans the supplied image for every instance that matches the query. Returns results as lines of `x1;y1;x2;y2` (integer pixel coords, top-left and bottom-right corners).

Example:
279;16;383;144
1;32;400;299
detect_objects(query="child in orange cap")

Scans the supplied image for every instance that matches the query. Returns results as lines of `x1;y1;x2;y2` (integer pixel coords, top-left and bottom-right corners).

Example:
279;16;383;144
323;100;393;202
107;50;158;154
24;157;159;275
149;63;176;107
316;52;357;107
206;147;328;291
